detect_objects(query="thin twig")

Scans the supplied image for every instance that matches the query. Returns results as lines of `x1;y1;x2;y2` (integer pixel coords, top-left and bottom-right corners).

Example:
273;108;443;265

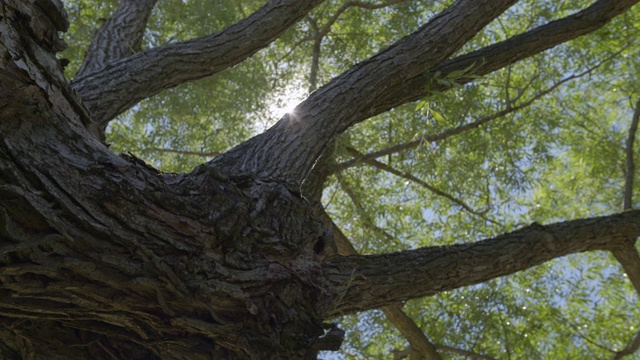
435;343;496;360
318;0;409;37
277;0;409;63
334;172;404;248
345;147;500;225
332;47;627;172
623;98;640;210
144;147;220;157
306;16;322;93
555;314;615;353
614;328;640;360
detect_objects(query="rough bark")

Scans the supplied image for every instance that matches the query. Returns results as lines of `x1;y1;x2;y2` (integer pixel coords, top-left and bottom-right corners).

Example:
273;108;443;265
71;0;325;136
1;0;640;359
212;0;639;189
323;211;640;316
375;0;640;114
75;0;158;78
211;0;520;186
1;2;332;358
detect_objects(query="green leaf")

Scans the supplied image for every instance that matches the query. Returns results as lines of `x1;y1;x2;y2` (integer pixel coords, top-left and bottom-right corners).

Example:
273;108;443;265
430;108;446;124
415;99;428;112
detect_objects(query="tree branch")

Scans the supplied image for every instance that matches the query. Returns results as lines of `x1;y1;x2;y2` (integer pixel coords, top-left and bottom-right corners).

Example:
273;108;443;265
211;0;519;185
306;16;322;93
280;0;409;67
623;97;640;210
394;344;495;360
332;49;624;172
382;306;443;360
434;343;495;360
614;328;640;360
323;210;640;316
307;0;409;93
75;0;158;78
344;147;499;225
317;207;443;360
610;97;640;359
144;147;220;158
374;0;640;113
612;243;640;294
317;0;409;38
72;0;325;133
335;172;404;249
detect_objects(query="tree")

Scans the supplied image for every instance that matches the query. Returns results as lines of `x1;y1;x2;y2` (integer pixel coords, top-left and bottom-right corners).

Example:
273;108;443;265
1;0;640;358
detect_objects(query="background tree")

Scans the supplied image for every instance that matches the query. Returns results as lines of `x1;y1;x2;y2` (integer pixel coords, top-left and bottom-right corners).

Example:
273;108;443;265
1;0;640;358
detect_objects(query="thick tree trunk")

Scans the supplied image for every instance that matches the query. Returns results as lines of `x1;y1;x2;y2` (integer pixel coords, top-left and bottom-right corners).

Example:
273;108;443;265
0;2;333;358
1;0;639;359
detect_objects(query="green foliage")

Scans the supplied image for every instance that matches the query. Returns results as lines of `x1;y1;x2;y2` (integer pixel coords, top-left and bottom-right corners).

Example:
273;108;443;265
323;2;640;358
61;0;640;358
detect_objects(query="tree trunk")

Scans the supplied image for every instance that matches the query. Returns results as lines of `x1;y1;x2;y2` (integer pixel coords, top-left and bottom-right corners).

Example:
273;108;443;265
1;2;333;358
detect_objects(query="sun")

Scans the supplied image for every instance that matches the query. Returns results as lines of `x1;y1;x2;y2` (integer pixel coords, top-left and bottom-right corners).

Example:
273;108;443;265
267;86;307;120
270;99;298;118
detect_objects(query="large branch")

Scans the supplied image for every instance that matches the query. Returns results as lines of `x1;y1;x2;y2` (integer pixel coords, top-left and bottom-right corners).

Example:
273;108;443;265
211;0;637;187
71;0;325;133
211;0;518;185
332;47;626;172
75;0;158;78
322;210;640;316
317;207;443;360
375;0;640;112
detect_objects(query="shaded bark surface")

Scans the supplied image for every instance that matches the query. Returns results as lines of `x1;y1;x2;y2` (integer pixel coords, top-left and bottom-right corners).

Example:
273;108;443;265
0;2;331;358
75;0;158;78
1;0;639;359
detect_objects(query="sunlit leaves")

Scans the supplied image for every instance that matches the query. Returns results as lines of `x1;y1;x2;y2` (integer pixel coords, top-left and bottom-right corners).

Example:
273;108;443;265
322;1;640;359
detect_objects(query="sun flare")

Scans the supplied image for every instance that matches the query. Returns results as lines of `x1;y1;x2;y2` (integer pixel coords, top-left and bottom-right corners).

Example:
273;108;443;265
267;86;307;120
